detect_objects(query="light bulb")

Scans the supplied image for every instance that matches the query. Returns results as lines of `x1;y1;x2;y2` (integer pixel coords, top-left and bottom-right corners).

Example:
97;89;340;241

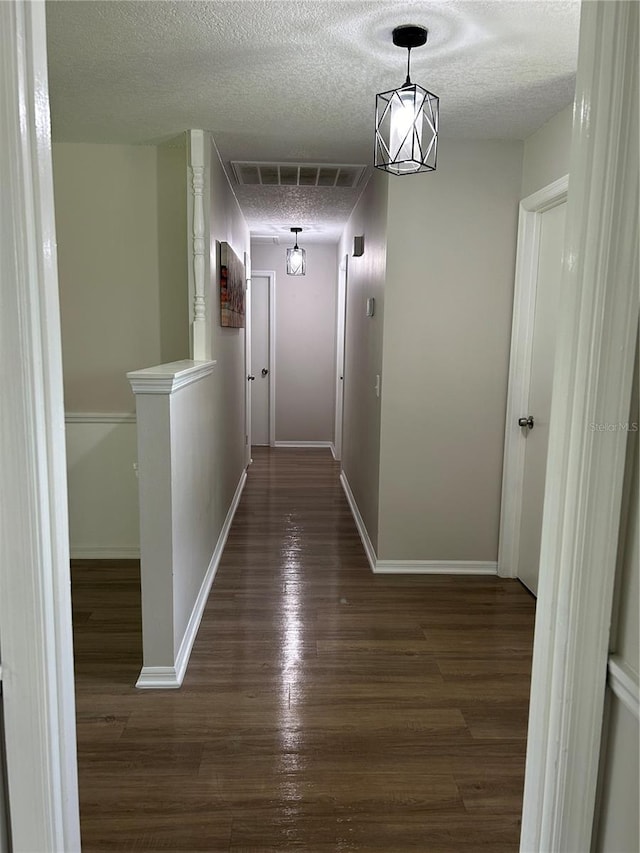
389;87;420;173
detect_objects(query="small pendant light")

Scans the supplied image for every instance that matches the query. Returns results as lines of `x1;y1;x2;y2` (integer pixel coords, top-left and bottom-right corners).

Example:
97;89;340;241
375;25;439;175
286;227;306;276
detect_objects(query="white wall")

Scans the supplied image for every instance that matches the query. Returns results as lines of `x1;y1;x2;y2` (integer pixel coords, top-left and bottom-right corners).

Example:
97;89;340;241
377;140;523;562
53;143;162;412
207;135;250;531
65;419;139;558
250;241;338;442
338;170;389;550
521;103;573;198
53;141;191;557
157;136;190;363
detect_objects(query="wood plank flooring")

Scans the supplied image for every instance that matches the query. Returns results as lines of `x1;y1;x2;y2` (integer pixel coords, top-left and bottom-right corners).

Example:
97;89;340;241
72;447;535;852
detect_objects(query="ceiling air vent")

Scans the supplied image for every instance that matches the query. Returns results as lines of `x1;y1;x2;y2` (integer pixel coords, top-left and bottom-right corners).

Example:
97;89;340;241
231;161;367;189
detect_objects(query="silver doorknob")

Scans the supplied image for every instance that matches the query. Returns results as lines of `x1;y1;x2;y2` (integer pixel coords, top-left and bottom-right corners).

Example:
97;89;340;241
248;375;255;381
518;415;534;429
261;368;269;377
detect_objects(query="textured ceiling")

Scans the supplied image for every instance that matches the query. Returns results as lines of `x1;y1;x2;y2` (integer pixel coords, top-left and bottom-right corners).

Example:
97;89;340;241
46;0;580;242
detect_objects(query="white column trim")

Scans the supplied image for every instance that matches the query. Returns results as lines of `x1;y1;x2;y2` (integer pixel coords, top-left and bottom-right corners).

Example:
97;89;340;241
189;130;207;360
498;175;569;578
127;359;216;395
0;1;80;848
521;3;639;851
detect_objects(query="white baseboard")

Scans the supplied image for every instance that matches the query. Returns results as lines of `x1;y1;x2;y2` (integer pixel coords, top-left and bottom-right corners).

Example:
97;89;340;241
340;471;498;577
70;546;140;560
330;443;337;460
135;666;180;689
274;441;334;450
374;560;498;575
339;471;376;571
136;469;247;690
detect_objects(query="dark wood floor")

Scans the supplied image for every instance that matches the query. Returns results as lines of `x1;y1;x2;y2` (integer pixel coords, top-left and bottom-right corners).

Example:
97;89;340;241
72;447;535;852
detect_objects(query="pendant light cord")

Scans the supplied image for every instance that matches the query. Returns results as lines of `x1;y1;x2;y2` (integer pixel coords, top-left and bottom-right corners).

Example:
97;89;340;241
404;46;412;86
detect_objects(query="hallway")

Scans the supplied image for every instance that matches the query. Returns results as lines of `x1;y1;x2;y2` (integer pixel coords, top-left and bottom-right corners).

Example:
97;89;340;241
72;448;535;851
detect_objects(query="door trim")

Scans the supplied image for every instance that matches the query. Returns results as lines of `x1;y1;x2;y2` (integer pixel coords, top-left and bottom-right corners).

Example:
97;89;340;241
244;252;252;465
498;175;568;579
0;1;81;847
334;254;348;461
521;2;638;850
253;270;276;446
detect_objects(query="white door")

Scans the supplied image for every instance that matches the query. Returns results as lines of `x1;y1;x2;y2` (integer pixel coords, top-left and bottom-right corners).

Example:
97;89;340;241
251;273;271;446
518;200;567;594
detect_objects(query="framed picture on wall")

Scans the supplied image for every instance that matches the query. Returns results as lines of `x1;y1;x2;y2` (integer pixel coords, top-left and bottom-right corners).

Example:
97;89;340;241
220;241;245;328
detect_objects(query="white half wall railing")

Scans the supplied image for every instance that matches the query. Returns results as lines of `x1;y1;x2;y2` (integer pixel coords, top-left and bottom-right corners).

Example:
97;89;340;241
128;359;245;688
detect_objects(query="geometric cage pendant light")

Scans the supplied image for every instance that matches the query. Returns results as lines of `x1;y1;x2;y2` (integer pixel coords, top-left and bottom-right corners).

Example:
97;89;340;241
286;227;306;276
374;25;439;175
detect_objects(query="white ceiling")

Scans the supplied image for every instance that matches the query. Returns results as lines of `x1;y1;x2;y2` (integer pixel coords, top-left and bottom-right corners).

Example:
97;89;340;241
46;0;580;242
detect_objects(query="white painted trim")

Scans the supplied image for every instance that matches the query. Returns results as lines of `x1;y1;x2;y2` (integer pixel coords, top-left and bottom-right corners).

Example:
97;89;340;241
521;3;639;851
374;561;497;575
275;441;334;449
339;472;376;572
498;175;569;579
0;1;80;847
127;359;216;395
330;443;337;460
340;472;497;576
136;470;247;689
135;667;180;690
607;657;640;721
65;412;136;424
334;254;348;462
189;130;207;360
253;270;277;447
244;258;252;466
70;547;140;560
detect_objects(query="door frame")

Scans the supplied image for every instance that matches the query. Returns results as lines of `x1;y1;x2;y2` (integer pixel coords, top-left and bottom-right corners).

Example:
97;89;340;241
521;2;638;850
498;175;569;579
0;1;81;848
334;254;348;462
252;270;277;447
244;252;252;466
